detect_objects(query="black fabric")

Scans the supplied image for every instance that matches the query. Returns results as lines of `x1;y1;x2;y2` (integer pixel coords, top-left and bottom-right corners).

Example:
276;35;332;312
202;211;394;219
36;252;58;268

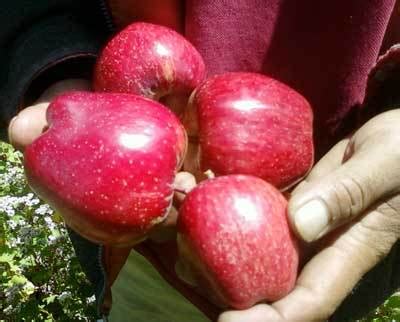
0;0;110;139
67;228;107;319
0;0;104;48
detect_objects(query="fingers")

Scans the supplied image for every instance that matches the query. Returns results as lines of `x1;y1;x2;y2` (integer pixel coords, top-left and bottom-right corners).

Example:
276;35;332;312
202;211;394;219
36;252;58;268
288;138;350;198
219;195;400;322
173;171;197;206
148;206;178;243
103;245;132;286
36;78;91;104
8;79;90;151
219;304;283;322
8;103;49;151
149;172;196;242
303;138;350;184
101;245;132;315
288;131;400;242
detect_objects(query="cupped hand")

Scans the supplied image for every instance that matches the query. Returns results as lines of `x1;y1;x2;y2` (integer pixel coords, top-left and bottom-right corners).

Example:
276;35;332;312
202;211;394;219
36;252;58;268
219;109;400;322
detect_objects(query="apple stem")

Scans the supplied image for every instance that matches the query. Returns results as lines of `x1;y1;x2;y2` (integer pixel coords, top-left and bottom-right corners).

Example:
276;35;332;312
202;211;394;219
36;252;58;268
204;169;215;179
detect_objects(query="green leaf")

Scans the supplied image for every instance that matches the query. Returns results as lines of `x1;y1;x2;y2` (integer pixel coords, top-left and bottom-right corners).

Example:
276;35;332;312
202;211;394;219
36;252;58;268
44;295;57;305
386;295;400;309
10;274;28;285
0;252;15;263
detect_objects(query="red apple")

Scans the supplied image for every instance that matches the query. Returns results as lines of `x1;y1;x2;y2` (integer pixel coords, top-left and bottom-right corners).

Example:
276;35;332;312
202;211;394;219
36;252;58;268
93;22;206;115
183;72;314;190
177;175;299;309
24;91;187;246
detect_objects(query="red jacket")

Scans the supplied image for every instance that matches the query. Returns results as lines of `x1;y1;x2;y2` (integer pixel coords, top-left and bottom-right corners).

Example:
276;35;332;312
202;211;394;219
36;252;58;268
109;0;400;156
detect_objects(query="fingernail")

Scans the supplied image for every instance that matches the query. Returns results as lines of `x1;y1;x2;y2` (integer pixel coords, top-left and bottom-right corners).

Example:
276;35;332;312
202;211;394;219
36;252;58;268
293;199;329;242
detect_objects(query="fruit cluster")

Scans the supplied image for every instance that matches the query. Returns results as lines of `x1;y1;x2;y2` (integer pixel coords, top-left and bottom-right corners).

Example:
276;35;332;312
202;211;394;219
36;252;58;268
24;23;314;309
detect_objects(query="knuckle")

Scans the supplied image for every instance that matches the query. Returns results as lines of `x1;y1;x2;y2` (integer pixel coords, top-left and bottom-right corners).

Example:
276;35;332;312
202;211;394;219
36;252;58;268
326;175;368;222
292;283;337;321
345;196;400;262
356;219;397;261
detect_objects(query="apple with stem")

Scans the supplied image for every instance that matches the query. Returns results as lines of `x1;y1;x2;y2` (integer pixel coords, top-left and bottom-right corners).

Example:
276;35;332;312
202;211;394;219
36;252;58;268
24;91;187;246
183;72;314;190
176;174;299;309
94;22;206;115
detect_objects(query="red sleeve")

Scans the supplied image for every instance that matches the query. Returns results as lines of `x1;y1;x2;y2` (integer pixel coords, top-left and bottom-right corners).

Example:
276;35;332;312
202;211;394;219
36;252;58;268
185;0;396;156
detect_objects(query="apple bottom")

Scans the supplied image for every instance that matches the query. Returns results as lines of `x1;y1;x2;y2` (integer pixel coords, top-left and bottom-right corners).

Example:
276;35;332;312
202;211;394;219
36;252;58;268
53;203;171;247
176;232;299;310
176;233;232;309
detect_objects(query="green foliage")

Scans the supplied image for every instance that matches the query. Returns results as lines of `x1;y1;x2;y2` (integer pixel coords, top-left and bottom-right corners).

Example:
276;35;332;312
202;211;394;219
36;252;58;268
357;293;400;322
0;142;96;321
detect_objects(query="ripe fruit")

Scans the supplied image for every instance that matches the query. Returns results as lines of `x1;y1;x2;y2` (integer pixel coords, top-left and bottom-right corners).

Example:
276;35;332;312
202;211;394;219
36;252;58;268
183;72;314;190
24;92;187;246
177;175;299;309
94;22;206;115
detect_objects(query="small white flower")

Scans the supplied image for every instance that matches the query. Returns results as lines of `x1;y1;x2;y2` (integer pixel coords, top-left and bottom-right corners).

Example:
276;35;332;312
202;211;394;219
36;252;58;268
58;291;72;302
48;235;59;244
86;295;96;304
35;204;53;215
44;216;56;230
26;198;40;206
0;196;17;216
6;220;17;229
3;305;14;314
9;236;22;247
17;219;27;226
6;207;15;217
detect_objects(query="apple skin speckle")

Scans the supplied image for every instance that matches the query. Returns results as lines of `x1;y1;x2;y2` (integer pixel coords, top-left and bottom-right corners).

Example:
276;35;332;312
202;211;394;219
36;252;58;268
177;175;299;309
93;22;206;115
24;91;187;246
183;72;314;190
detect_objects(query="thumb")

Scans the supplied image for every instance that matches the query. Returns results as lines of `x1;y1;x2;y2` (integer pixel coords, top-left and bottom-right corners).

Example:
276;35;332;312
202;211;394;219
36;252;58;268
8;103;49;151
8;79;90;151
289;141;400;242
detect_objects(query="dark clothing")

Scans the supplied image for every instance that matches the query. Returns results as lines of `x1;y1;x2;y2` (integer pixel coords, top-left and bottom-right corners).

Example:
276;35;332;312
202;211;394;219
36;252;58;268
0;0;110;137
1;1;400;320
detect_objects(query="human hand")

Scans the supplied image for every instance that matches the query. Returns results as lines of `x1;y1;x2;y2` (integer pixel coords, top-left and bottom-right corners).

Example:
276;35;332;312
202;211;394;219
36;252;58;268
8;79;90;151
219;109;400;322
